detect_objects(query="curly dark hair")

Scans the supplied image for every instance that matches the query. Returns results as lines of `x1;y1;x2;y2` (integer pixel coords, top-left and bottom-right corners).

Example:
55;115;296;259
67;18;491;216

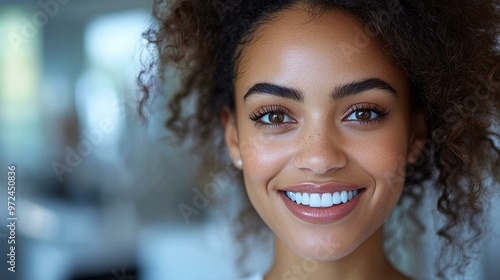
138;0;500;278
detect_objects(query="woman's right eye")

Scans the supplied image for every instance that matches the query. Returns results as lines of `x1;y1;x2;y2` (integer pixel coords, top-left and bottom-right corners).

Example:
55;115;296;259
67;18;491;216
258;111;294;125
249;106;295;127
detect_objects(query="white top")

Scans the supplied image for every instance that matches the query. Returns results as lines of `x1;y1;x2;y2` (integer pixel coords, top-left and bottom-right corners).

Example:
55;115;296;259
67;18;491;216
240;273;264;280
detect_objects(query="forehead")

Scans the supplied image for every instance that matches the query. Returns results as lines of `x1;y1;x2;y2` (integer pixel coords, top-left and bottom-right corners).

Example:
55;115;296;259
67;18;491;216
234;6;407;94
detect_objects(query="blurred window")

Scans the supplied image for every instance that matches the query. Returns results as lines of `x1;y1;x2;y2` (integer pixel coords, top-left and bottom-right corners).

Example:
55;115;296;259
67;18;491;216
0;6;44;166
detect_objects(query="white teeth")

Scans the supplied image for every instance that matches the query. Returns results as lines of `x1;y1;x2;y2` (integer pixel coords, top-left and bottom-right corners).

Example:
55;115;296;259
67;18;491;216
296;193;302;204
321;192;333;207
285;189;361;208
309;193;321;207
341;191;348;203
332;192;341;205
302;193;310;205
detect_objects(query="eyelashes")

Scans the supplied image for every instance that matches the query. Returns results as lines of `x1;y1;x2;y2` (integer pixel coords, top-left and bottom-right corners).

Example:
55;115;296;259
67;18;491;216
249;105;285;121
343;103;389;124
249;103;390;128
249;105;294;127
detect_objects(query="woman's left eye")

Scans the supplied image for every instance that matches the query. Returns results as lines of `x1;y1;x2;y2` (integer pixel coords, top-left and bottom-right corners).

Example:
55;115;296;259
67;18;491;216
345;109;384;122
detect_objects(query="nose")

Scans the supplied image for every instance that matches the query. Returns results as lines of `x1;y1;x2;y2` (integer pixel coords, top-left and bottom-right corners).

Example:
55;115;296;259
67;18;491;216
293;124;347;175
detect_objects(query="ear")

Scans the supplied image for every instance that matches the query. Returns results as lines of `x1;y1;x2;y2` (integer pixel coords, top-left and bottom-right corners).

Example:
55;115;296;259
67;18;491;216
407;110;427;164
221;107;242;169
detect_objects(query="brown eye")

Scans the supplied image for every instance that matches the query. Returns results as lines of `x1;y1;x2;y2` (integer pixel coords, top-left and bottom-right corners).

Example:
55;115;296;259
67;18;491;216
345;105;387;123
269;112;285;124
355;110;372;120
250;107;294;126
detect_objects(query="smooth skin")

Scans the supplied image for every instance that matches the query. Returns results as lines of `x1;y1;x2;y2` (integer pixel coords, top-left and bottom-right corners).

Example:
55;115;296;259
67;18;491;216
223;5;426;280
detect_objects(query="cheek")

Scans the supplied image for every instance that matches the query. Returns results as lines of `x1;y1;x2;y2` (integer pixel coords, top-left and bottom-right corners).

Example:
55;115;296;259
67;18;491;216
239;135;292;186
238;135;294;222
356;139;407;184
349;122;410;196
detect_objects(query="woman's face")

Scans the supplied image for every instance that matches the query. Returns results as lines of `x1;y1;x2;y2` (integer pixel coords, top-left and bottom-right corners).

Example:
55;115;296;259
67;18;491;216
224;7;425;260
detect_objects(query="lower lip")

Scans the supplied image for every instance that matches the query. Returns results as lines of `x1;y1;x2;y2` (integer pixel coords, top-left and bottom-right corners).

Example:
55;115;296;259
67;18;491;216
280;190;362;224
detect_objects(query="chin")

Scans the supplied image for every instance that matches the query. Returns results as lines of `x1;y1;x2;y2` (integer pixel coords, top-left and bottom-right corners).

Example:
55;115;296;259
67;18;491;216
285;232;362;262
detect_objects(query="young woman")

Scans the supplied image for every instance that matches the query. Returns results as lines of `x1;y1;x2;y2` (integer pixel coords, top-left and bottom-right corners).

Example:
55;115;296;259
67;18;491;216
138;0;500;279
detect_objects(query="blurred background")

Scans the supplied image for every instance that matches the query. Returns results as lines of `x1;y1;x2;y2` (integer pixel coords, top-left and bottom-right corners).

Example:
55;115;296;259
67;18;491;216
0;0;498;279
0;0;271;279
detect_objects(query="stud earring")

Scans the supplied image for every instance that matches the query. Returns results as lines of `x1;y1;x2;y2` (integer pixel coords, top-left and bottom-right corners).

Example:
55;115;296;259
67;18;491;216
236;159;243;167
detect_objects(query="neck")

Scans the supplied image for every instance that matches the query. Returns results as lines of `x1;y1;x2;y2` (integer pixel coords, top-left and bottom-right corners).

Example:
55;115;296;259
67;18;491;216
265;227;406;280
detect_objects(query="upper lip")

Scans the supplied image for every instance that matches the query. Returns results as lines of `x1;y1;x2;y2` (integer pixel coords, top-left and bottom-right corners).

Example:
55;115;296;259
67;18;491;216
280;182;364;194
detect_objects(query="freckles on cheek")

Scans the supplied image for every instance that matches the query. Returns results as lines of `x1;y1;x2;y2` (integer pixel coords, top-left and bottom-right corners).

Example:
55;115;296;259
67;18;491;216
239;138;291;182
354;136;408;192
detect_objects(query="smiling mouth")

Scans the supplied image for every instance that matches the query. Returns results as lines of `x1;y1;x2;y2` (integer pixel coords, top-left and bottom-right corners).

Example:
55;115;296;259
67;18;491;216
285;189;361;208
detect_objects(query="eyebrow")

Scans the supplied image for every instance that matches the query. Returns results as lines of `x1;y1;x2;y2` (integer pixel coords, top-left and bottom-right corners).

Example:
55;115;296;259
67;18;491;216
243;78;397;102
333;78;397;100
244;83;303;102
